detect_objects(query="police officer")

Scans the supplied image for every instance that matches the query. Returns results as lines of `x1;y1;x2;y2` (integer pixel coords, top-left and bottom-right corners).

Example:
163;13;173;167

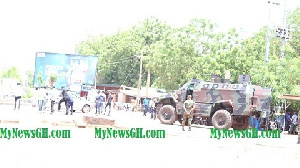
182;95;195;131
67;92;74;115
58;87;67;111
95;90;106;114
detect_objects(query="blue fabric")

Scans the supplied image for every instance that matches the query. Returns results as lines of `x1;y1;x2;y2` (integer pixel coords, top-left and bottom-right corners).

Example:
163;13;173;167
68;96;73;103
250;116;254;127
254;118;261;131
143;99;149;106
285;114;291;123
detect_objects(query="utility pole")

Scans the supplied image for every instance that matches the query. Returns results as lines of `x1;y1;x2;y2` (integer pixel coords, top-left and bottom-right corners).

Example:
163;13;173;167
146;69;150;98
136;54;143;112
94;68;97;89
280;0;287;59
265;1;272;67
298;110;300;144
265;1;280;66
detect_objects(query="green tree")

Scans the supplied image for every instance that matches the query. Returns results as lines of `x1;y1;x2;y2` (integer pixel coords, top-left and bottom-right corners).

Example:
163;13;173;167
76;17;170;87
75;7;300;110
1;66;21;80
49;73;58;88
36;71;45;87
27;70;34;88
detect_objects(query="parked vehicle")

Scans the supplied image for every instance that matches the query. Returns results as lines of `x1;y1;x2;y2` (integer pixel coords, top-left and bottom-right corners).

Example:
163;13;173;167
155;74;271;130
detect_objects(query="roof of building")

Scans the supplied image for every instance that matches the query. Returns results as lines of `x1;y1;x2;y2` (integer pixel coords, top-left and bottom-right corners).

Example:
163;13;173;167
278;94;300;101
120;87;167;98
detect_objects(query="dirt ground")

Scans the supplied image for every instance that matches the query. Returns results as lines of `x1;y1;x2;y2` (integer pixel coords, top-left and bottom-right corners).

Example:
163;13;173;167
0;105;299;167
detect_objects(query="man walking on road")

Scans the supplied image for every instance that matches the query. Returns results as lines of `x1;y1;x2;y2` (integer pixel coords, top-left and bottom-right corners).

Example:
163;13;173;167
182;95;195;131
149;98;156;119
14;83;23;110
143;98;149;116
104;91;113;116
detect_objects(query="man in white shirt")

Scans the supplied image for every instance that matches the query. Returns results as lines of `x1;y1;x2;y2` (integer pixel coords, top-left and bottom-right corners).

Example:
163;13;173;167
14;83;23;110
290;112;298;135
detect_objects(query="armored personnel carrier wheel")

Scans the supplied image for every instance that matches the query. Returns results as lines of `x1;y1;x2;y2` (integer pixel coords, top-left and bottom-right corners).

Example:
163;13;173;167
158;105;176;125
212;110;232;129
232;116;250;130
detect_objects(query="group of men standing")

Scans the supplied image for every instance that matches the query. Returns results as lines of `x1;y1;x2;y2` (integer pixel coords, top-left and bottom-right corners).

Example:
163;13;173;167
143;97;157;119
33;86;115;116
37;86;73;115
95;90;113;116
284;111;299;135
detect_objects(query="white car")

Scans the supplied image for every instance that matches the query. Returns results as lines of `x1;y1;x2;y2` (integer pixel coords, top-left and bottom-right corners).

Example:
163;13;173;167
69;93;95;113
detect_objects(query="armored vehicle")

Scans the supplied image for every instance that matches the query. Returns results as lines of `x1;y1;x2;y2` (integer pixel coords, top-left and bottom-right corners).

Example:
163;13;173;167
156;75;271;130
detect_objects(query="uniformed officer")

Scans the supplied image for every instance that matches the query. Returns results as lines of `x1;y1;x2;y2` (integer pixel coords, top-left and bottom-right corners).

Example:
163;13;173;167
182;95;195;131
58;86;68;111
68;93;74;115
95;90;106;114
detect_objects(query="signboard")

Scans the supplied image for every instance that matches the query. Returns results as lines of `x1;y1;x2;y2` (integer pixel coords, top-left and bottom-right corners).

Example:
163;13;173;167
33;52;98;91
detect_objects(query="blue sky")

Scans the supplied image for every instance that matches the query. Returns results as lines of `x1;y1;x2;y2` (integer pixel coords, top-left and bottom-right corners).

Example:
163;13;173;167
0;0;299;72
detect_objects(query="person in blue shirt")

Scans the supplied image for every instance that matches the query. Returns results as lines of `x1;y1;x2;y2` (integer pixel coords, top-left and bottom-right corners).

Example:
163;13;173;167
143;98;150;116
284;112;291;132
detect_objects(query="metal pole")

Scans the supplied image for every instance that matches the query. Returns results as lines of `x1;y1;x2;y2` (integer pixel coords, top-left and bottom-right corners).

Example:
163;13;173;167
280;0;287;59
265;1;280;66
296;110;300;144
265;1;272;67
136;54;143;112
146;69;150;98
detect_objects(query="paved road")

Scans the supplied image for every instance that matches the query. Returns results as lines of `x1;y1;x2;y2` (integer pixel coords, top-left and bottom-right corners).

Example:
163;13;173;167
0;105;299;168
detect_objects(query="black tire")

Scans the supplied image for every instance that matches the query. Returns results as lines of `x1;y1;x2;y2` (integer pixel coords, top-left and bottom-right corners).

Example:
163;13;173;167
82;105;90;113
232;116;250;130
158;105;176;125
212;110;232;129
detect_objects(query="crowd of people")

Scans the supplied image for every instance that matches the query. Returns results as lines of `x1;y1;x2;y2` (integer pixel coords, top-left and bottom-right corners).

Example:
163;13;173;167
250;110;299;134
33;86;74;115
11;86;299;133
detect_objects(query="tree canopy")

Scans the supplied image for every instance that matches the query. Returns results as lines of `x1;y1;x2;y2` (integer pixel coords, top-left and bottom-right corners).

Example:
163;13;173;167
1;66;21;80
76;8;300;110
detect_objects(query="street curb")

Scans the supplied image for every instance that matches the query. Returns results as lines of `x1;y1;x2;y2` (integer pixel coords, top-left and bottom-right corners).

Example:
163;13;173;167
0;120;20;124
0;116;116;128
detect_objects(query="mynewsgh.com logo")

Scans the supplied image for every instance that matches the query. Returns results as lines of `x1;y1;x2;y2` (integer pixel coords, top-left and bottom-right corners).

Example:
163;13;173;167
210;128;281;140
95;128;166;139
